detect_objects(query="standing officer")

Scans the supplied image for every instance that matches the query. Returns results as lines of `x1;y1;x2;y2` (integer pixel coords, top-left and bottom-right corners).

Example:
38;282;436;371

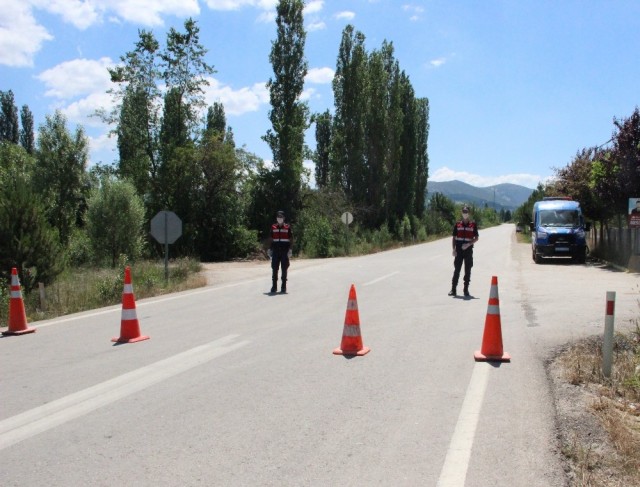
448;206;479;297
268;210;293;293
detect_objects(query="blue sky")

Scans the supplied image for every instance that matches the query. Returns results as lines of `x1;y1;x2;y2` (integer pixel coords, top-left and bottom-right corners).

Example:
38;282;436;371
1;0;639;189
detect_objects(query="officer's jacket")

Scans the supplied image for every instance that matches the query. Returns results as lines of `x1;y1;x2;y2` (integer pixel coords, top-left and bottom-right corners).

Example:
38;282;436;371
453;220;478;249
271;223;292;251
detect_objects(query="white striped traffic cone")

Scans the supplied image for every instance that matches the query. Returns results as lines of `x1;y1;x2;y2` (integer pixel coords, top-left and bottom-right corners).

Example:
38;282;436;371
474;276;510;362
2;268;36;336
112;266;149;343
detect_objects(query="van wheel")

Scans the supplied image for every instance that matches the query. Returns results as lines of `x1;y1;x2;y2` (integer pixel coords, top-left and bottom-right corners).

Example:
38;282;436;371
533;249;542;264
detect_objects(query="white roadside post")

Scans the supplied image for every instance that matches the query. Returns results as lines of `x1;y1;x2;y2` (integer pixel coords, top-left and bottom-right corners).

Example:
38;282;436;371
602;291;616;379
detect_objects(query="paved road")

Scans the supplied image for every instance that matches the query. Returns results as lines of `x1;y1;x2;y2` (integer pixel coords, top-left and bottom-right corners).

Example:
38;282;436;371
2;224;638;486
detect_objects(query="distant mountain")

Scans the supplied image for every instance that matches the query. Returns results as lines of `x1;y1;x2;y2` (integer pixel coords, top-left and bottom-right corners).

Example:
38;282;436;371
427;180;533;211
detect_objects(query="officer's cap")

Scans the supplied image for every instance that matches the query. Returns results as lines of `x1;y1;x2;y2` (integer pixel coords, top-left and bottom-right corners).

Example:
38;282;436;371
462;206;470;213
277;210;285;217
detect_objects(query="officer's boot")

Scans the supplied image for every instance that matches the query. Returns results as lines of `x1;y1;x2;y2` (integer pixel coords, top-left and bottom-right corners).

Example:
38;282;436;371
448;284;457;296
281;278;287;293
270;279;277;294
463;283;470;297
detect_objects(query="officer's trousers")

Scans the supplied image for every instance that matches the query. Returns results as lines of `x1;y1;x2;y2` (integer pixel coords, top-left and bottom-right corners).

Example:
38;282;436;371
452;248;473;287
271;250;290;282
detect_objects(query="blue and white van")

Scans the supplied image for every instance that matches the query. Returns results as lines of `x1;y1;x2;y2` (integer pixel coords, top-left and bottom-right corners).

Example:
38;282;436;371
530;197;590;264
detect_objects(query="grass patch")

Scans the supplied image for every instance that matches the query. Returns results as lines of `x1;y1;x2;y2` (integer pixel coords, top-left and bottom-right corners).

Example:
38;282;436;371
556;324;640;486
1;257;205;324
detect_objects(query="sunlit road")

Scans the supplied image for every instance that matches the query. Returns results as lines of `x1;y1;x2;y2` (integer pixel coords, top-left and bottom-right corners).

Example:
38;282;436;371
2;224;638;486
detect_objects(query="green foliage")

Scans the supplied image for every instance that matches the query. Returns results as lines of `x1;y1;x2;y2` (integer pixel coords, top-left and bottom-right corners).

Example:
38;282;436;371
0;276;8;325
263;0;309;221
66;228;93;267
0;170;64;292
34;110;89;244
298;212;334;258
86;177;145;267
398;214;412;242
0;90;19;143
425;192;456;235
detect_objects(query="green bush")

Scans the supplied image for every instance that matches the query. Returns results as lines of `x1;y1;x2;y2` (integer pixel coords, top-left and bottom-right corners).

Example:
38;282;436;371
66;228;93;267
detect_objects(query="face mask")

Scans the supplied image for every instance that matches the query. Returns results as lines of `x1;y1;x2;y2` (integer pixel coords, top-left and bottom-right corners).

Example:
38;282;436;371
277;218;284;224
462;213;469;220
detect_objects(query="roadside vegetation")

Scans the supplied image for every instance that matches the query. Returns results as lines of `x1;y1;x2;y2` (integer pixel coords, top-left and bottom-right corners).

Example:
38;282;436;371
554;322;640;486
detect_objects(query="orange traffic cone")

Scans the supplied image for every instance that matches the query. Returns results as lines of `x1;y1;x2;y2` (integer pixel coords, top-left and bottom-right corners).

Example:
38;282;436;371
474;276;510;362
333;284;370;356
112;266;149;344
2;268;36;336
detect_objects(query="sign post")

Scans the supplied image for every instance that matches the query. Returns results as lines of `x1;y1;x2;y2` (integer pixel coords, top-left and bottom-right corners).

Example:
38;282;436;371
341;211;353;255
150;210;182;281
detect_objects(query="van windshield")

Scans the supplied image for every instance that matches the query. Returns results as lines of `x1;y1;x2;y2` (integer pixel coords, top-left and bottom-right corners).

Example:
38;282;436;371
539;209;580;227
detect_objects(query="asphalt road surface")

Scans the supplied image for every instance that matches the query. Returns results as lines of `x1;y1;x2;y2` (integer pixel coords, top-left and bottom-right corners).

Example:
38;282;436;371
2;224;639;486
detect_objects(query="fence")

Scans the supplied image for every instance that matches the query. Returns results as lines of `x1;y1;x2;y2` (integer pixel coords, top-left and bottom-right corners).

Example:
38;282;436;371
588;226;640;268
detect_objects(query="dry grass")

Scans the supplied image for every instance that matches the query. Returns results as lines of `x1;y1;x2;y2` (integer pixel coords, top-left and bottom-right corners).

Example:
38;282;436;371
556;326;640;486
0;257;205;324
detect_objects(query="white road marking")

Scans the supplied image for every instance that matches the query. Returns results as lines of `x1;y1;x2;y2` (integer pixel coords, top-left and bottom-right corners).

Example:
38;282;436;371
437;363;490;486
363;271;399;286
0;334;249;451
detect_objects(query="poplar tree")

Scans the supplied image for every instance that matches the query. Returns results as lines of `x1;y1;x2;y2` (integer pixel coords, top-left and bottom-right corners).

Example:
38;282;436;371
332;25;367;204
19;105;35;155
263;0;309;220
0;90;19;144
313;110;332;188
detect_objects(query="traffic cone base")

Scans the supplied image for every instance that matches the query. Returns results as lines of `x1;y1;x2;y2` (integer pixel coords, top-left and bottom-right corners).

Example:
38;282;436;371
474;350;511;362
112;335;149;344
3;267;36;336
333;346;370;356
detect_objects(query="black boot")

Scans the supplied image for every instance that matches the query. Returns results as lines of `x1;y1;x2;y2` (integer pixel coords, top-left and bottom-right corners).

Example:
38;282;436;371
448;286;457;296
270;279;277;293
463;284;470;297
281;279;287;293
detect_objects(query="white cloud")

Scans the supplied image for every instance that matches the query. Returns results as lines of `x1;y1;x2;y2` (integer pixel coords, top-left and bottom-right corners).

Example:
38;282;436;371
335;11;355;21
430;57;446;68
29;0;101;30
62;91;115;128
87;131;118;165
204;0;277;12
37;57;114;99
429;166;544;189
307;21;326;32
304;1;323;15
108;0;200;26
204;77;269;116
0;0;53;67
306;67;334;84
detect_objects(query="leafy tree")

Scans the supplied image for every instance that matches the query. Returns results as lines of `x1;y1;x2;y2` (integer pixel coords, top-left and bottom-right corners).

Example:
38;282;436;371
192;130;251;260
395;72;417;224
206;102;226;135
413;97;429;218
160;18;215;138
0;143;63;291
312;110;332;188
19;105;35;154
106;30;162;201
34;110;89;244
612;107;640;211
116;84;156;198
86;177;145;267
331;25;367;205
0;90;19;144
263;0;309;221
425;192;456;235
364;47;389;227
